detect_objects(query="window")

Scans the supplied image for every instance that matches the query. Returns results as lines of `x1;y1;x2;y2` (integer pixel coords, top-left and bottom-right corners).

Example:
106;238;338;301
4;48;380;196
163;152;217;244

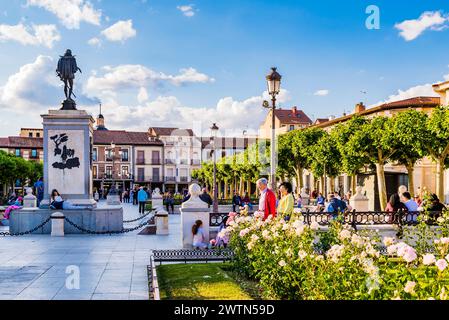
122;166;129;178
28;132;33;137
15;149;21;157
137;150;145;164
289;125;295;131
121;149;129;162
152;168;160;181
93;148;97;162
106;166;112;178
152;151;160;164
36;132;40;138
93;166;97;179
137;168;145;181
31;149;37;158
106;149;113;161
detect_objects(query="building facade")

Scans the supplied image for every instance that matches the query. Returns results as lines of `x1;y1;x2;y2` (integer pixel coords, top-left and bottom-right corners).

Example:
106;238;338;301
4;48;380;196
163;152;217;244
259;106;312;138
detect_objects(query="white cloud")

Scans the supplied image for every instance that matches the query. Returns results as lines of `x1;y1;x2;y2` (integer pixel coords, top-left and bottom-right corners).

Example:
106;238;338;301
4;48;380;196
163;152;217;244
87;37;101;47
177;5;195;17
137;87;149;103
0;23;60;48
101;20;136;43
314;89;329;96
26;0;101;29
0;55;96;114
384;84;438;103
84;64;214;95
395;11;448;41
99;89;291;136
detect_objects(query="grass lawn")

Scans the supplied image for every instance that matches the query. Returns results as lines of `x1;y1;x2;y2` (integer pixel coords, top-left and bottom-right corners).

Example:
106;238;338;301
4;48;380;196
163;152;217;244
157;263;261;300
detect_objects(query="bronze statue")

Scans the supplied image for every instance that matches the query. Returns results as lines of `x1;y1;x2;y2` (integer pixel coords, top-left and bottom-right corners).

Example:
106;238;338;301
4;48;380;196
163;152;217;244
56;49;81;109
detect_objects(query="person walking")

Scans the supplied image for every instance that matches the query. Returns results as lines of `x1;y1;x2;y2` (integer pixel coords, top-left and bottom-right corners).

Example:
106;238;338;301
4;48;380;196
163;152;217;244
34;177;44;207
257;178;276;220
133;187;138;205
277;182;294;220
137;187;148;214
165;191;175;214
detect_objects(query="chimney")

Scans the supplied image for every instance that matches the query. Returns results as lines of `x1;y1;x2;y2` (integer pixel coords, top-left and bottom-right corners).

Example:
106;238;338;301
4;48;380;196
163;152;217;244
354;102;366;113
292;106;297;114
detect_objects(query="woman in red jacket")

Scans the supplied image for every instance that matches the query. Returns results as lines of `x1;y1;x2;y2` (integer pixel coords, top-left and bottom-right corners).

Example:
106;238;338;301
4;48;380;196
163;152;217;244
256;178;276;220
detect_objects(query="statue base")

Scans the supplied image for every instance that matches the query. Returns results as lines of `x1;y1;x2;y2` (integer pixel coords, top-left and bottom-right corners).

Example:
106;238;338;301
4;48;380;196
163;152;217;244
61;99;77;111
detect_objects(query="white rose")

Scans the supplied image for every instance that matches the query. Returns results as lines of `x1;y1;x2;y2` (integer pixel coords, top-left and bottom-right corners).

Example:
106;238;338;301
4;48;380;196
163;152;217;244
404;281;416;294
422;254;436;266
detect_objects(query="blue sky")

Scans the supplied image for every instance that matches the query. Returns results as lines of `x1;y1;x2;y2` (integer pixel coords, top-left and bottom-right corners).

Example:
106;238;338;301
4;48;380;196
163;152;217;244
0;0;449;136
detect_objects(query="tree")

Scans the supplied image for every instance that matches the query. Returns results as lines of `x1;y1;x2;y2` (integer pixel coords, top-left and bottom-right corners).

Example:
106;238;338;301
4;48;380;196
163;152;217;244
425;106;449;201
331;116;370;193
347;116;396;210
390;110;428;197
278;128;325;193
309;131;342;194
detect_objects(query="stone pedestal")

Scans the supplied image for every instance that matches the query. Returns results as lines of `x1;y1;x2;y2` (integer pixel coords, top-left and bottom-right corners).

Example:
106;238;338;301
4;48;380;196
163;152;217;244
40;109;96;208
51;212;65;237
300;187;310;206
23;187;37;208
152;188;163;210
350;186;369;212
180;184;210;248
107;194;121;205
155;209;169;235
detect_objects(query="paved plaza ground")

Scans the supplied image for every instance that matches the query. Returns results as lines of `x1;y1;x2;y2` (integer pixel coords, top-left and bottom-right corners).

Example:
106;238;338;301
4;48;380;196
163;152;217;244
0;202;182;300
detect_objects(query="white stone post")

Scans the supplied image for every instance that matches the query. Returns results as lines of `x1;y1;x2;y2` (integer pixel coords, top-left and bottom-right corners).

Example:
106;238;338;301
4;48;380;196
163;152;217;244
155;209;169;235
23;187;37;208
300;187;310;206
152;188;163;210
180;183;209;249
350;186;369;212
51;212;65;237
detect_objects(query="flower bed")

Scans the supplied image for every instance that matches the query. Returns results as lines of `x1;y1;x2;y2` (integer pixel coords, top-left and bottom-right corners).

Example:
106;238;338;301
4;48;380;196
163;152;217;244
221;211;449;300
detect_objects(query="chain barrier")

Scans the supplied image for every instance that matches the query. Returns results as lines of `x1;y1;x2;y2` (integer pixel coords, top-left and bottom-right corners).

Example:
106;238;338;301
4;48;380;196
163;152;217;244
64;216;153;235
123;210;154;223
0;217;52;236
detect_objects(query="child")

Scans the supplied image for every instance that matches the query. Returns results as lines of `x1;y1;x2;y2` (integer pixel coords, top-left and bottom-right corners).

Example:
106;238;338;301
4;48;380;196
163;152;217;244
192;220;207;249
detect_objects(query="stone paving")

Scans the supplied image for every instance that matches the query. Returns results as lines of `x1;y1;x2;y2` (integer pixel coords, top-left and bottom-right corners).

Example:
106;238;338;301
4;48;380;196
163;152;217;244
0;202;182;300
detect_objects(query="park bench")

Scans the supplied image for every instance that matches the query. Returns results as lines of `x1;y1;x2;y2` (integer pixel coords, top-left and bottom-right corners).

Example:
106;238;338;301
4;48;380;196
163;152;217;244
151;249;234;265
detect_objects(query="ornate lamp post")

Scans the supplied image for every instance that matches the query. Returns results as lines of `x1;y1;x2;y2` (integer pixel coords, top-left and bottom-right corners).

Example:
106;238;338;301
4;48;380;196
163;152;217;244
264;67;282;192
107;141;122;194
211;123;219;213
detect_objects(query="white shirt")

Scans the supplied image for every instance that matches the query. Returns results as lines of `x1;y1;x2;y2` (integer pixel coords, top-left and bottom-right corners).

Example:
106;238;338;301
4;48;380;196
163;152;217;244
259;188;267;211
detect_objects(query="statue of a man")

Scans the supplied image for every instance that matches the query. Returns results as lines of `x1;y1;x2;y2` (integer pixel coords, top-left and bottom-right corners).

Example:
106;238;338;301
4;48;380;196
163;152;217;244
56;49;82;102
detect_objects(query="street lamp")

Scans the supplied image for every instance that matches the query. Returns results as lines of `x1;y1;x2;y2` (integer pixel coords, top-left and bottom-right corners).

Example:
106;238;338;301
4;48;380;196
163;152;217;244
264;67;282;192
108;141;119;195
211;123;219;213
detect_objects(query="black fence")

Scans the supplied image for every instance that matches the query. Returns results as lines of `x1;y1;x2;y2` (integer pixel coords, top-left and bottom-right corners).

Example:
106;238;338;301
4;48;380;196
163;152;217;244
209;210;442;229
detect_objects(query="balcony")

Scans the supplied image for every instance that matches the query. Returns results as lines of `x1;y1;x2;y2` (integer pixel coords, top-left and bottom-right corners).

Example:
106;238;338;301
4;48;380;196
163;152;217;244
165;176;176;183
151;159;161;165
179;176;189;182
165;159;176;165
94;173;133;180
136;158;145;165
191;159;201;165
135;176;163;182
179;159;189;165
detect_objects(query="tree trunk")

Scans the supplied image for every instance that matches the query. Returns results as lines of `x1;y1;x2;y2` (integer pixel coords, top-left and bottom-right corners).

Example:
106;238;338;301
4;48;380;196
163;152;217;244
246;180;251;196
405;164;415;198
239;177;244;194
295;167;304;194
230;180;234;198
224;181;228;199
375;163;387;211
351;175;357;194
320;176;325;194
436;158;445;203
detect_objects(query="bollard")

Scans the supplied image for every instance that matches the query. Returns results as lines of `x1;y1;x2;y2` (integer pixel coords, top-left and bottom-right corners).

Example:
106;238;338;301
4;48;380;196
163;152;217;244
155;209;169;235
51;212;65;237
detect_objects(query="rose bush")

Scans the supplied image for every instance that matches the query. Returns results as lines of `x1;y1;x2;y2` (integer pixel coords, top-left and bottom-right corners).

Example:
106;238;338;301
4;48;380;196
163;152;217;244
223;211;449;300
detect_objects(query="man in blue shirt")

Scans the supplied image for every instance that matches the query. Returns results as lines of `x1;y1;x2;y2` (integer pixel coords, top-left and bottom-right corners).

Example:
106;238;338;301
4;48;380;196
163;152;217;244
325;194;347;219
34;177;44;207
137;187;148;214
401;191;418;222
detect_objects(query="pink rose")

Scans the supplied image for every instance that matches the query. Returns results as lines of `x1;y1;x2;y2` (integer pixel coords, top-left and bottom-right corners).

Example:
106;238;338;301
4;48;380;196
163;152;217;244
402;247;417;263
422;254;436;266
436;259;448;272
